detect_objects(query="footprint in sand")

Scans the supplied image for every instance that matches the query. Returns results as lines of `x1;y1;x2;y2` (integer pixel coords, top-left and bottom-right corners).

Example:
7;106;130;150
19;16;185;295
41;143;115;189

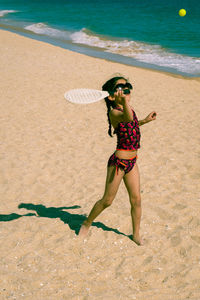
170;235;182;247
142;256;153;265
179;247;187;258
190;236;200;244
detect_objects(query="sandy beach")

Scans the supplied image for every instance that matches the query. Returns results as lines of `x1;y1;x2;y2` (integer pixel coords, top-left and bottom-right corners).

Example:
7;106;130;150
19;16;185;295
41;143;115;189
0;29;200;299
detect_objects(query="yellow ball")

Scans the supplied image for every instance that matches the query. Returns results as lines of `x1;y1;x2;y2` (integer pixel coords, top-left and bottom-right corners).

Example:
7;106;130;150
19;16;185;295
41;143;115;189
179;9;186;17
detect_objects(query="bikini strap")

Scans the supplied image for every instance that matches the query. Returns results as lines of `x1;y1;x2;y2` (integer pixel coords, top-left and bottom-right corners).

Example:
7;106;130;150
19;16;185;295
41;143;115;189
114;106;123;112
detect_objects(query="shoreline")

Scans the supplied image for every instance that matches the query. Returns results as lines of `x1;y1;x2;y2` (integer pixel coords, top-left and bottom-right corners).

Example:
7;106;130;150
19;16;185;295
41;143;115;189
1;25;200;80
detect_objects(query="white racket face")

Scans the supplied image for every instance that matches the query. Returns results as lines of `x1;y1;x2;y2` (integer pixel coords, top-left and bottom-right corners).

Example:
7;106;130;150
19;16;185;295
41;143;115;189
64;89;109;104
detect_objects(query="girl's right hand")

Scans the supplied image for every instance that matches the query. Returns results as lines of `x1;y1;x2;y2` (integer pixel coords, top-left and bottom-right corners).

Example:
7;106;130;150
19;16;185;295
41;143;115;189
115;89;126;103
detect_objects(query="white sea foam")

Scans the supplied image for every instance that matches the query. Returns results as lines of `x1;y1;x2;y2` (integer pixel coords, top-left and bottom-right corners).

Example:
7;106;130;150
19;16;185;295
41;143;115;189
0;10;18;17
70;29;200;75
25;23;70;39
22;23;200;75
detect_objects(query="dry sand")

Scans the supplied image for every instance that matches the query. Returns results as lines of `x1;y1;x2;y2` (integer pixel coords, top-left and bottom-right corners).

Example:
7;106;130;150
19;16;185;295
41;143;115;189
0;29;200;299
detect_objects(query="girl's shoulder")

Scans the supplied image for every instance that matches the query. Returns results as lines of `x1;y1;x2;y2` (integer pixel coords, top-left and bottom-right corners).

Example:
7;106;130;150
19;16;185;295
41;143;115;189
109;108;124;129
109;107;123;120
109;106;135;118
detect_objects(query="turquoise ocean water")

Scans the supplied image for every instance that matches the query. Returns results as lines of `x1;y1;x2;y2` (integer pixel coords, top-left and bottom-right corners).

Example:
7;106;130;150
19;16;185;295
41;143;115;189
0;0;200;76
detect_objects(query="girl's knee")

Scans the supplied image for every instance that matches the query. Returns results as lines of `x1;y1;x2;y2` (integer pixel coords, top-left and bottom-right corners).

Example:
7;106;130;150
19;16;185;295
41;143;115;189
101;195;114;208
130;194;141;207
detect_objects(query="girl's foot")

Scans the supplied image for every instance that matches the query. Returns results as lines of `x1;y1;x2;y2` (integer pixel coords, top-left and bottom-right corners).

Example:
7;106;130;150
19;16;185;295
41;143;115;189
78;222;90;238
132;235;143;246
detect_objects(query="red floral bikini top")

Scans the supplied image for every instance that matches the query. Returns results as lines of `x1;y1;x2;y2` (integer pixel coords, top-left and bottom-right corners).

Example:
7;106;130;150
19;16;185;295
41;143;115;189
113;107;141;151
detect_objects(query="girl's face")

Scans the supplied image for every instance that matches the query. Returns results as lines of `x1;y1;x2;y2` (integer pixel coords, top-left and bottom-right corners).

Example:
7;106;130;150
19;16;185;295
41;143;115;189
110;79;132;104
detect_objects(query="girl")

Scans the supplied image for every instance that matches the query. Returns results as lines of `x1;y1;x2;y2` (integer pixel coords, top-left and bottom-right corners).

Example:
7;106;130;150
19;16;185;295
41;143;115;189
79;76;157;245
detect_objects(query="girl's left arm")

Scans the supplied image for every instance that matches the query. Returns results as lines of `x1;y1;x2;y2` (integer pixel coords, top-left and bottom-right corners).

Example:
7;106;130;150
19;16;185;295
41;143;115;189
139;111;157;126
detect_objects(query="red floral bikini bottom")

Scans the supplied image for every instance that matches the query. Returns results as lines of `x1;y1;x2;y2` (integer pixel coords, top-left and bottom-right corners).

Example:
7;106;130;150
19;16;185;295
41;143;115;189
107;152;137;175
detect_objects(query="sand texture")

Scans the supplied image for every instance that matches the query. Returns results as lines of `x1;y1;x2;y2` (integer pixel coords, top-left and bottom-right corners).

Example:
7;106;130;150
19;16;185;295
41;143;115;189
0;29;200;299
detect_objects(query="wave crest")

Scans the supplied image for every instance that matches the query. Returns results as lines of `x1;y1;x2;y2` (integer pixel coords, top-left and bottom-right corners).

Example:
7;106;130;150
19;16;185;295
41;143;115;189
0;10;18;17
25;22;70;39
70;29;200;75
19;23;200;75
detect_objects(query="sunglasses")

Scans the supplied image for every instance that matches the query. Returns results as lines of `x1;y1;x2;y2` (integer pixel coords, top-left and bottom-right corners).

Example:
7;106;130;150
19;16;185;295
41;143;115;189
113;83;133;94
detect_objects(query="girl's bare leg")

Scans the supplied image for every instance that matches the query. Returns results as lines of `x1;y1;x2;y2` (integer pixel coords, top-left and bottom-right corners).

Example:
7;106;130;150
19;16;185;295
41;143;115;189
78;165;124;237
123;163;142;245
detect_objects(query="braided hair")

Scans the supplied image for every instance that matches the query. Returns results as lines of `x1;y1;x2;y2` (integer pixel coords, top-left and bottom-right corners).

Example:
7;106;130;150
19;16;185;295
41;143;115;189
102;76;128;137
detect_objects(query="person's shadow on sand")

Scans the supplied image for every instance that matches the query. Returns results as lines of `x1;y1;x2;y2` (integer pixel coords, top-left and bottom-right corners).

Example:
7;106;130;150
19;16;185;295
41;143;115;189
0;212;36;222
11;203;129;238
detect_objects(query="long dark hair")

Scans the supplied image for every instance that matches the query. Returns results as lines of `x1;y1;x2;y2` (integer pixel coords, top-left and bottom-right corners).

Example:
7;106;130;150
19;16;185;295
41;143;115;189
102;76;128;137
